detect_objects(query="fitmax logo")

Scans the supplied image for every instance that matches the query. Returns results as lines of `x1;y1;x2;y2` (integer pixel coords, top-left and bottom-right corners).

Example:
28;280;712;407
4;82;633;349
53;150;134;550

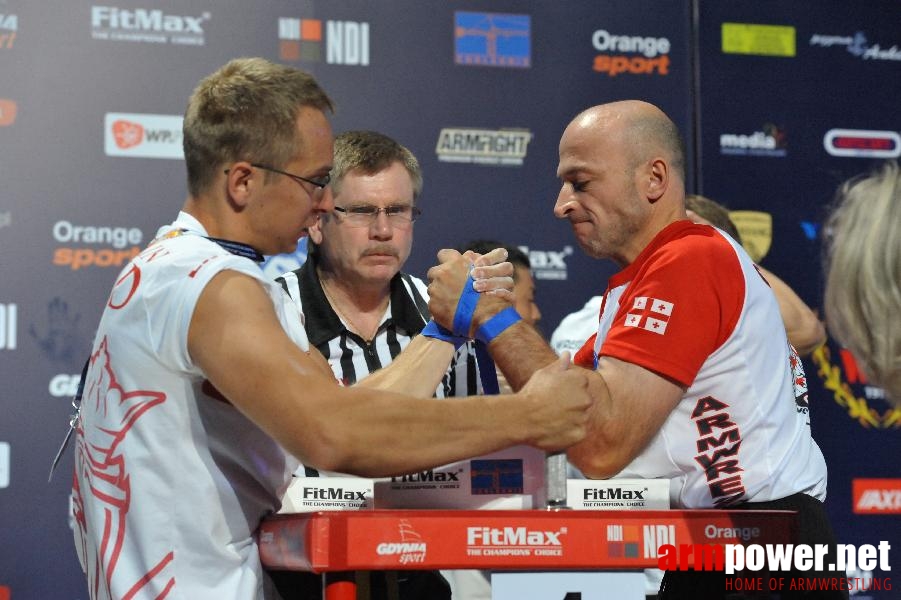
519;245;572;280
467;526;565;546
391;469;460;483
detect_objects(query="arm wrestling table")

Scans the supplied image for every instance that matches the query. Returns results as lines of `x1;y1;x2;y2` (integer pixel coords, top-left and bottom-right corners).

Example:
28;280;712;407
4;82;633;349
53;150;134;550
259;509;798;600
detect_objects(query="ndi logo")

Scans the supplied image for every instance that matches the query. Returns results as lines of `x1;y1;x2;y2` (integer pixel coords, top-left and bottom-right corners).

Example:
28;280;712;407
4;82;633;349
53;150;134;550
278;18;369;66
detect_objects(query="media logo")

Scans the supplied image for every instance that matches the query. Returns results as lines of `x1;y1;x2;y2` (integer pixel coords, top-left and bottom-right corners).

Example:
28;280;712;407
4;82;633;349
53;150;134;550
278;18;369;66
729;210;772;262
0;99;16;126
823;129;901;159
0;12;16;49
375;520;427;565
0;442;9;488
720;124;787;157
52;219;144;270
471;459;523;495
91;6;209;46
435;127;531;166
591;28;671;76
518;245;572;281
722;23;796;57
853;479;901;514
606;524;640;558
104;113;184;159
454;12;530;68
0;303;16;350
810;32;901;62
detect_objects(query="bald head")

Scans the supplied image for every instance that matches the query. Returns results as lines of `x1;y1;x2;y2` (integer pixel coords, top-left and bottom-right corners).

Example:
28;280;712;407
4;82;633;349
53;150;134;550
554;100;688;266
566;101;686;183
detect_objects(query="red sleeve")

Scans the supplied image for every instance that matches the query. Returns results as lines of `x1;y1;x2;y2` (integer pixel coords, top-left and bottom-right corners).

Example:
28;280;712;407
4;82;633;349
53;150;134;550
573;333;597;369
599;234;744;387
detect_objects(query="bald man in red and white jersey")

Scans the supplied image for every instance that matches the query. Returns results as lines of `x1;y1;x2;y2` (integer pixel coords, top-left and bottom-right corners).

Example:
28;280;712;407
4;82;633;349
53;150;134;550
427;100;845;600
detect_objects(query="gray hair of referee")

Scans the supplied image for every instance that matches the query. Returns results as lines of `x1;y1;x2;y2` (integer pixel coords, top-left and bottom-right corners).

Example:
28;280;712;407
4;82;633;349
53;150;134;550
823;160;901;406
330;130;423;201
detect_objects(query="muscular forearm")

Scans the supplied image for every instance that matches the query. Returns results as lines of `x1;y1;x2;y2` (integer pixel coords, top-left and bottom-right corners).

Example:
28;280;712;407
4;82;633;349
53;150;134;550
354;335;455;398
486;321;558;391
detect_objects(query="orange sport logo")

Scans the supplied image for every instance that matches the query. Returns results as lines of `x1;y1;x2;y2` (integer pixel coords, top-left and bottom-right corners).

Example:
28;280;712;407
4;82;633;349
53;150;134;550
591;29;671;77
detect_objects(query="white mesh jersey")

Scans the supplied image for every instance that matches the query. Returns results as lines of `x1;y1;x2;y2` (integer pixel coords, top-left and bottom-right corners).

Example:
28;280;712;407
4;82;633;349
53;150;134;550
71;212;305;600
574;221;827;508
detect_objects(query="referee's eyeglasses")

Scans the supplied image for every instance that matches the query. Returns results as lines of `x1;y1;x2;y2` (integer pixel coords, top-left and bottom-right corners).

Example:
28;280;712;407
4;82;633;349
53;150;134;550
333;204;421;228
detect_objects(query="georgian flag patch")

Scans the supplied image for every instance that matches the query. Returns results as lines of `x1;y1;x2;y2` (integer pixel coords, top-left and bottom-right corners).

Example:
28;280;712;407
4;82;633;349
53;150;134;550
624;296;674;335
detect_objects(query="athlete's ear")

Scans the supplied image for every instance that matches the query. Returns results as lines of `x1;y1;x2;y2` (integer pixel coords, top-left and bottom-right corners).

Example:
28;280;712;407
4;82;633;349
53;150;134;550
646;158;668;203
223;162;256;208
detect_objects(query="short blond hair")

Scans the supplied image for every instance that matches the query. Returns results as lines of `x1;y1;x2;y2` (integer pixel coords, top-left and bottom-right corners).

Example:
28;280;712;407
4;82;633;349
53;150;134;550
183;57;334;196
824;160;901;405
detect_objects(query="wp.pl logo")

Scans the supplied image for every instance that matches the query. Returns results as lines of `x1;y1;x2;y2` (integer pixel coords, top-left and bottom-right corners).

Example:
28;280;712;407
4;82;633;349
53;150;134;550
104;112;183;159
112;119;143;149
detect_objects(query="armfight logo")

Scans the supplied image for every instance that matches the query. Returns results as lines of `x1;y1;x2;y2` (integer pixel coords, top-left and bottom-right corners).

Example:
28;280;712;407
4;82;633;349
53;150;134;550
91;6;209;46
105;113;184;159
436;127;531;166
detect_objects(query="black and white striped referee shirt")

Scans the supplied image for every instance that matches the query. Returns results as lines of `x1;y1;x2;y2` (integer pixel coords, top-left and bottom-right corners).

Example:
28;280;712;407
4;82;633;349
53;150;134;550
276;256;483;398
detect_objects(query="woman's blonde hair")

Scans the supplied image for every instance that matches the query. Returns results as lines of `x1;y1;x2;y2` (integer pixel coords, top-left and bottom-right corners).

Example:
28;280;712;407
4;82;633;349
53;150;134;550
824;160;901;405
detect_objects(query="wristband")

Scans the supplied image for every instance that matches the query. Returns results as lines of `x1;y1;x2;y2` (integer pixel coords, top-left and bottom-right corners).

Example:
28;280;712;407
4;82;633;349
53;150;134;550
475;306;522;345
451;267;479;337
474;340;500;395
420;319;467;350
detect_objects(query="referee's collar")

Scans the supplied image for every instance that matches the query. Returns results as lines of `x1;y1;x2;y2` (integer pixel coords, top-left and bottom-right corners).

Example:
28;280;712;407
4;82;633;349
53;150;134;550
297;255;428;347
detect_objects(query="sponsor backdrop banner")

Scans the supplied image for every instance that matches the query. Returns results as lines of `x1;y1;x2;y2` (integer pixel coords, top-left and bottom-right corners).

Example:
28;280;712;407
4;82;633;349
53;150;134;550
0;0;896;597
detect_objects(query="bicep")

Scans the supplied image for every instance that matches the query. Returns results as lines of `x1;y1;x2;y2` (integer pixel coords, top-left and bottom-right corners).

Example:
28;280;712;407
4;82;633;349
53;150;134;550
187;270;339;459
569;356;683;478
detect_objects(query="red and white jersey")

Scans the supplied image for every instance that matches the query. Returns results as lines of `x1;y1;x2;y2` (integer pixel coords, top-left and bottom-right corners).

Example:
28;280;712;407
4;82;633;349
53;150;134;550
575;221;827;509
72;212;305;600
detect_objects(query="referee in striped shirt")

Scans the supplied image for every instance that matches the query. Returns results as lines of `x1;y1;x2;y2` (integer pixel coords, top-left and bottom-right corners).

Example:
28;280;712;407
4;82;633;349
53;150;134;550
276;130;483;600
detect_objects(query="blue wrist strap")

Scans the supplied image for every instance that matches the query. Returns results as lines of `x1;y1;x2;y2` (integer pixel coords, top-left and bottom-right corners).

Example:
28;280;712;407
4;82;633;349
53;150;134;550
420;319;466;350
474;341;500;395
475;306;522;345
451;268;479;337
